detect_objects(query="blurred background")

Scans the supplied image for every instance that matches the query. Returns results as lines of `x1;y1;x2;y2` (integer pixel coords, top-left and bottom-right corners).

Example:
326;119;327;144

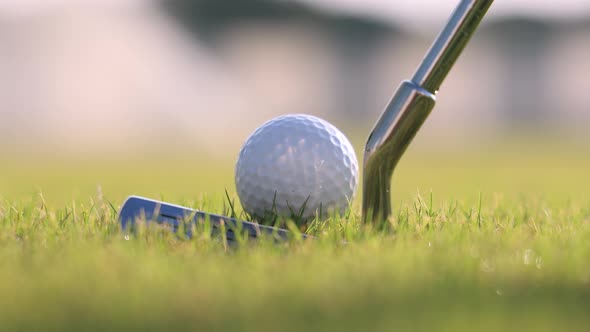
1;0;588;154
0;0;588;204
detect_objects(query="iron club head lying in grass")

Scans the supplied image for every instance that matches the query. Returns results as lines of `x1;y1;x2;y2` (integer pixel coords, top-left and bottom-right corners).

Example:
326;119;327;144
119;196;311;242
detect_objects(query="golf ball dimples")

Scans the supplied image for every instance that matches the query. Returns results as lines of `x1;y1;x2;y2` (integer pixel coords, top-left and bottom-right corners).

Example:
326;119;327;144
235;114;359;220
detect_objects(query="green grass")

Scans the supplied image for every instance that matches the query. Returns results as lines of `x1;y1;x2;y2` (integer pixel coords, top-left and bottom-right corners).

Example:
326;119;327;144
1;141;590;331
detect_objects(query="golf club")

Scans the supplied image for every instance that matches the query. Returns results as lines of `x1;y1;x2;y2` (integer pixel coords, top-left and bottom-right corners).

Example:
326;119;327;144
362;0;494;223
119;196;310;242
119;0;494;238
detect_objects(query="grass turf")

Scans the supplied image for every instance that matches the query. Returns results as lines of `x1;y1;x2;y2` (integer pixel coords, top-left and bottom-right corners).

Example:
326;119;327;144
0;141;589;331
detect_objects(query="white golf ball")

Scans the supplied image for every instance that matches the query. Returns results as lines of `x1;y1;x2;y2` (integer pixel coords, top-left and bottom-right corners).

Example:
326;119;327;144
235;114;359;220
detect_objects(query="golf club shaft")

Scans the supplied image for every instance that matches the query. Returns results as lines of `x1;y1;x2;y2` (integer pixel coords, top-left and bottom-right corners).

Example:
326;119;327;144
362;0;493;224
413;0;494;94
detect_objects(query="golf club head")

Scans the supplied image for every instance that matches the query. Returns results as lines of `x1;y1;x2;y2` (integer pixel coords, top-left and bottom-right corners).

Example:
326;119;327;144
362;0;494;224
119;196;309;242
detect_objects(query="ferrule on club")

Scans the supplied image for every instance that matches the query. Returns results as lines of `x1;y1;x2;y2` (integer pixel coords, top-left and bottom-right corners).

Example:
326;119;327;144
362;0;494;224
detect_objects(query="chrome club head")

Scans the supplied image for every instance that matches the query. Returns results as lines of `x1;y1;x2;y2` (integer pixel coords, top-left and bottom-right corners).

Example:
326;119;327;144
119;196;311;242
362;0;494;224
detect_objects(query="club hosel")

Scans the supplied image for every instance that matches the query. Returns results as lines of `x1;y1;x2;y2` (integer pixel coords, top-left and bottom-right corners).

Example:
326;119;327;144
362;81;436;223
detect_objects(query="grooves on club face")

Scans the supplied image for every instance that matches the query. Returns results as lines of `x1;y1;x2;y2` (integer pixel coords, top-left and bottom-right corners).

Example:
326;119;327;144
362;0;494;224
119;196;309;242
